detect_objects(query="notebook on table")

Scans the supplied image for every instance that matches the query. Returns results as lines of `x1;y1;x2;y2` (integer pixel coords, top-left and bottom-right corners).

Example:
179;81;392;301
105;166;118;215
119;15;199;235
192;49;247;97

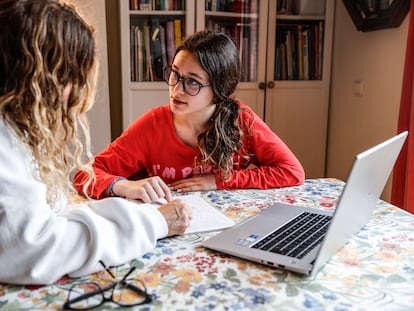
202;131;408;277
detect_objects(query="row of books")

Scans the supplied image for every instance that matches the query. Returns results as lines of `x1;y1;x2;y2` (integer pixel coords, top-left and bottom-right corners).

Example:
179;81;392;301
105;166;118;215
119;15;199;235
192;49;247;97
206;19;258;82
130;0;185;11
205;0;258;13
275;21;324;81
130;18;183;82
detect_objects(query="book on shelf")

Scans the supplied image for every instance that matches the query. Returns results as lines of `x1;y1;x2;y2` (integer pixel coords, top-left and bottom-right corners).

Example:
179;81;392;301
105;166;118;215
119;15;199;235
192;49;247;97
130;27;136;82
166;20;175;67
160;26;168;74
318;21;323;79
138;29;144;81
280;41;287;80
174;19;182;48
285;30;293;80
143;24;153;81
297;25;303;80
151;19;163;80
130;26;144;82
248;1;258;81
241;36;249;81
314;23;319;80
153;0;161;10
302;28;309;80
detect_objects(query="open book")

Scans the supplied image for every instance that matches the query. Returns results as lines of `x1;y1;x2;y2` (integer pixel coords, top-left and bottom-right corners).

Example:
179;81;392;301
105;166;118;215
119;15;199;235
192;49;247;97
152;194;235;234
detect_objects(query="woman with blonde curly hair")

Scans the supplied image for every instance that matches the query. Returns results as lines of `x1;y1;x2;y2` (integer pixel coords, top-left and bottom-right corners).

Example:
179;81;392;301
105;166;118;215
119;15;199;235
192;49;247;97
0;0;191;285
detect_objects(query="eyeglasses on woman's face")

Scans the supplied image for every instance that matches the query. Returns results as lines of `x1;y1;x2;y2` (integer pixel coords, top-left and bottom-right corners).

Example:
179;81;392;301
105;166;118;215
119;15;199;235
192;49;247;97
63;261;152;310
163;66;211;96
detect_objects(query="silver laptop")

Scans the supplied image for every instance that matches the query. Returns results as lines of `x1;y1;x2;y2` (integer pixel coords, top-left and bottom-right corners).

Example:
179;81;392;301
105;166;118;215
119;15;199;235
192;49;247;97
202;131;408;276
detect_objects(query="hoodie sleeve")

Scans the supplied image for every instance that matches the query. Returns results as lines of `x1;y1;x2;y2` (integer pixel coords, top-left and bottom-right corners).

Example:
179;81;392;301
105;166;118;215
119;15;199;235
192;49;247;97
215;102;305;189
0;121;168;285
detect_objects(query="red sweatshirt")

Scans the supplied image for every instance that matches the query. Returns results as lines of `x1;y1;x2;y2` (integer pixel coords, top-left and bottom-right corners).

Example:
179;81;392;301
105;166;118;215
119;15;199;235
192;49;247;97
74;102;305;198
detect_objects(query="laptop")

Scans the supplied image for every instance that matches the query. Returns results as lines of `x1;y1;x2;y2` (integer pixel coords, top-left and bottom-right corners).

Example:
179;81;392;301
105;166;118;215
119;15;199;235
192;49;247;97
202;131;408;277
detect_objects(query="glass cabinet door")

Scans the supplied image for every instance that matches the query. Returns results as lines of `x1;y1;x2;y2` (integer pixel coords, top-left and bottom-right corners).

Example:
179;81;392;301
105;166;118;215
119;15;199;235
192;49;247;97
196;0;268;118
274;0;327;81
203;1;259;82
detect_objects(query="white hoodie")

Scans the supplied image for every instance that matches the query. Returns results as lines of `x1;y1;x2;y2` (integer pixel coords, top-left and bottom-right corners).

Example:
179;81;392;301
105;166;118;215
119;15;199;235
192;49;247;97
0;119;168;284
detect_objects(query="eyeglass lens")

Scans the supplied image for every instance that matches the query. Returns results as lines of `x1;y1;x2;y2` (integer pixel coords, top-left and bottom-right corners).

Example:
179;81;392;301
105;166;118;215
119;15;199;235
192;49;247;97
65;280;149;310
163;67;203;96
113;282;149;306
66;282;103;309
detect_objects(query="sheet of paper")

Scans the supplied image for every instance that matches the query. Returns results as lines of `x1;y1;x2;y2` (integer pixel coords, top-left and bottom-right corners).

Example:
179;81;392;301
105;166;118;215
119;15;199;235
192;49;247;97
153;194;235;234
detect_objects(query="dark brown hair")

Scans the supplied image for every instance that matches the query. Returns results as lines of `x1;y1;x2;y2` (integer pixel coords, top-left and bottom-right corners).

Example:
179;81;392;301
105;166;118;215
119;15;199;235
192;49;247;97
174;30;244;180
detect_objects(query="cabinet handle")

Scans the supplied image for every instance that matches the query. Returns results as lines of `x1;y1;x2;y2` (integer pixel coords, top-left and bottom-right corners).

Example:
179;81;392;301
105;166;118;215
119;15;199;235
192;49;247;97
258;82;275;90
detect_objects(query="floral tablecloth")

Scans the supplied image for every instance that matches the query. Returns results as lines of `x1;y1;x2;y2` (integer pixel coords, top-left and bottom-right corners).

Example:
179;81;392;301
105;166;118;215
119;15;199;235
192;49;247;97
1;178;414;311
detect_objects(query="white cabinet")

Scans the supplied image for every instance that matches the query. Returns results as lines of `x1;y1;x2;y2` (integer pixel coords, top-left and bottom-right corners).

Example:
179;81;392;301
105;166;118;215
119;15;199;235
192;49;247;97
264;0;335;178
120;0;334;178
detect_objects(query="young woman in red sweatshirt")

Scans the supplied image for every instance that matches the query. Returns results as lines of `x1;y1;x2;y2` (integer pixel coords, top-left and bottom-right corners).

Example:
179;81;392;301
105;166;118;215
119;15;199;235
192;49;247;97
74;30;305;203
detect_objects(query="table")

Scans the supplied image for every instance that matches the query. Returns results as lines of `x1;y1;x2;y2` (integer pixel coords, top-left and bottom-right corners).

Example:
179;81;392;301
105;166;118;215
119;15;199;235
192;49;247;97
1;178;413;310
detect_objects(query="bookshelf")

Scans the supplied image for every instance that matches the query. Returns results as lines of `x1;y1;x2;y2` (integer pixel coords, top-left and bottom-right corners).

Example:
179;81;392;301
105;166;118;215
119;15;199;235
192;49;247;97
120;0;334;177
119;0;195;128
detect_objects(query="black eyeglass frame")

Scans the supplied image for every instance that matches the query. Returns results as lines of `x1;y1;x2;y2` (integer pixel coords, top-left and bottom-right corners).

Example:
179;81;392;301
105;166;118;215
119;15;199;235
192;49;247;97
163;66;211;96
63;262;152;310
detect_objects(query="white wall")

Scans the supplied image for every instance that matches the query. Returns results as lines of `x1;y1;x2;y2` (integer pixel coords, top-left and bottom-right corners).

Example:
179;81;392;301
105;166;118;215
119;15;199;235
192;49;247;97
71;0;111;154
327;1;409;201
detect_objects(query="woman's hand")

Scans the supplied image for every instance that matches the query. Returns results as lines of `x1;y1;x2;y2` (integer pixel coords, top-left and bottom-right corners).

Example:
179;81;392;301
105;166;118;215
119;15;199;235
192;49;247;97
169;174;217;192
158;199;192;236
111;176;172;203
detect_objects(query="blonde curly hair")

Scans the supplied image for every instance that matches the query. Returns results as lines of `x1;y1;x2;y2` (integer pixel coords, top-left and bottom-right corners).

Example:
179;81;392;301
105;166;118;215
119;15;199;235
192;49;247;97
0;0;96;205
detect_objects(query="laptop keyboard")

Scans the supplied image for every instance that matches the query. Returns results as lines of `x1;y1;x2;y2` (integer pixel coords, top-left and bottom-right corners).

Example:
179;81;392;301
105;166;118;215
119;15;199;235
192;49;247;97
251;212;332;259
